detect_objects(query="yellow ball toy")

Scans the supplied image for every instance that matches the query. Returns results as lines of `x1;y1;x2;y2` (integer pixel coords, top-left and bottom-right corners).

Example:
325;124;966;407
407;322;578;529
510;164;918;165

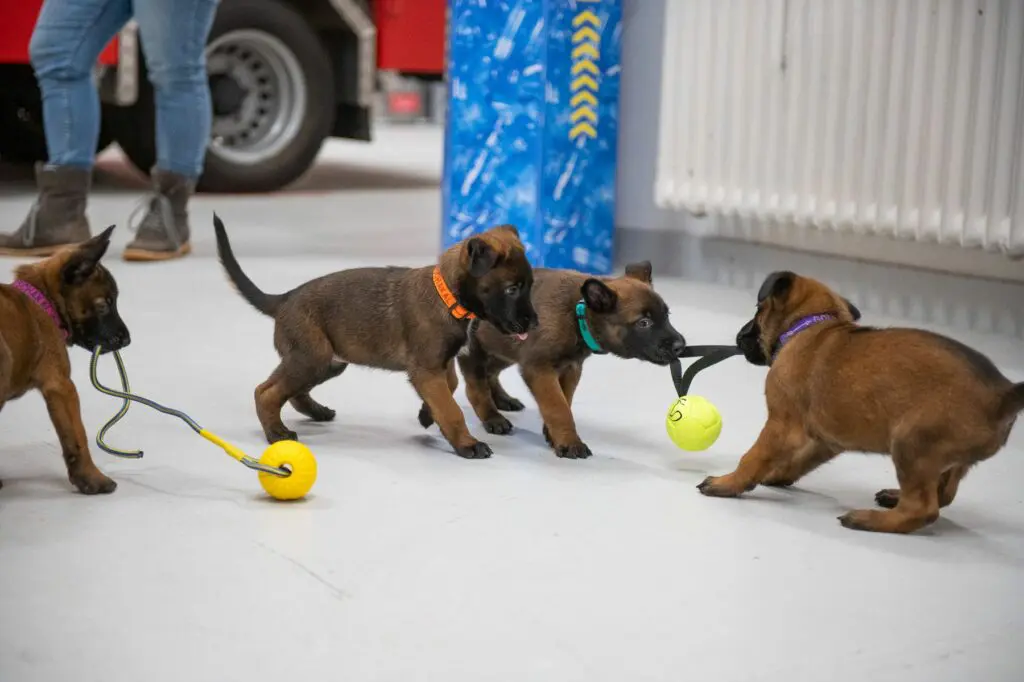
666;395;722;451
257;440;318;500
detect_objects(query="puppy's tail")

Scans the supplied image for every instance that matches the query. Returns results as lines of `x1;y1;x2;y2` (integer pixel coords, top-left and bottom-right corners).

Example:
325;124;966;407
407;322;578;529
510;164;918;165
999;383;1024;422
213;213;285;317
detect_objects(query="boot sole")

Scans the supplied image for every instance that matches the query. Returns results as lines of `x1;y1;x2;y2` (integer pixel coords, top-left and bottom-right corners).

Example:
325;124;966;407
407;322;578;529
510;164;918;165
122;243;192;262
0;245;69;257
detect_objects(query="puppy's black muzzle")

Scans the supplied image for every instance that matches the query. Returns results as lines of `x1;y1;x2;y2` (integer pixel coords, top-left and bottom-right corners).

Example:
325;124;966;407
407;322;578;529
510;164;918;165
84;319;131;354
104;330;131;352
736;318;767;365
648;331;687;365
498;302;539;336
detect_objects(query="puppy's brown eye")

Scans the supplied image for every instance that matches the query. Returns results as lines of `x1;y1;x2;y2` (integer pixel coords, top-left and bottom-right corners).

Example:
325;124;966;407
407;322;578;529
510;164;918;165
636;317;653;329
95;300;109;315
504;283;520;296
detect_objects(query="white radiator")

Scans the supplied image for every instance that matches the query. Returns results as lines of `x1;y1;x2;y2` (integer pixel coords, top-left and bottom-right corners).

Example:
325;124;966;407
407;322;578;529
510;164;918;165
655;0;1024;259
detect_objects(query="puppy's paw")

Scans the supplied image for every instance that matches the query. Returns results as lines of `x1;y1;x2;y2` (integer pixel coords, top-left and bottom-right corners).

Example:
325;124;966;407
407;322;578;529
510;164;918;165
874;489;900;509
483;415;513;435
494;394;525;412
307;405;336;422
268;428;299;444
555;441;592;459
697;476;745;498
72;472;117;495
417;403;435;429
456;442;493;459
838;509;880;531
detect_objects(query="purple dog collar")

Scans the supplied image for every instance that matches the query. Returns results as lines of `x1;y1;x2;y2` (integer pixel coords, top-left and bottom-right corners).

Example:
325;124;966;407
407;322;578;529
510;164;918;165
12;279;69;341
773;313;835;358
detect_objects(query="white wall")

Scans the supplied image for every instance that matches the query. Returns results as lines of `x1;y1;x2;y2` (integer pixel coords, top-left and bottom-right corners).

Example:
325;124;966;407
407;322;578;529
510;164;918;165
613;0;1024;339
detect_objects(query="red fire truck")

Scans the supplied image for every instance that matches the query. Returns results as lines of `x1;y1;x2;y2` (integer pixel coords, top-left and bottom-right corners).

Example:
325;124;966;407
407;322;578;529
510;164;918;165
0;0;446;192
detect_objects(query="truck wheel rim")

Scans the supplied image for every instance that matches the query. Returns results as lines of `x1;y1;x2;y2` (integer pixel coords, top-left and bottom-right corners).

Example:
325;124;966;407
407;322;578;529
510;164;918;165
206;30;308;166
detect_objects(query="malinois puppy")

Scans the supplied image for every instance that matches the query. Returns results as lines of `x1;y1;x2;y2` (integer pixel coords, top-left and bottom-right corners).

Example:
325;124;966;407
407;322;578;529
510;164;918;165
213;215;538;458
421;261;687;459
0;226;131;494
698;270;1024;534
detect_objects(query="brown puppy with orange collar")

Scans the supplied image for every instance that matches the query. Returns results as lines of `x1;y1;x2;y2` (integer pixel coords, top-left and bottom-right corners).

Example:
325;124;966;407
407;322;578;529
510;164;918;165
698;271;1024;534
0;226;131;494
214;215;538;459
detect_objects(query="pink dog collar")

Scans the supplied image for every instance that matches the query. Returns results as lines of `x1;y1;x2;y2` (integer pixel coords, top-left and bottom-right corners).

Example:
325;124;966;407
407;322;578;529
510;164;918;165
12;279;69;341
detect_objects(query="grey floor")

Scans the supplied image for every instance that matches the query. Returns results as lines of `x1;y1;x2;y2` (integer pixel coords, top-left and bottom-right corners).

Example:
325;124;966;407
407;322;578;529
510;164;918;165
1;125;1023;682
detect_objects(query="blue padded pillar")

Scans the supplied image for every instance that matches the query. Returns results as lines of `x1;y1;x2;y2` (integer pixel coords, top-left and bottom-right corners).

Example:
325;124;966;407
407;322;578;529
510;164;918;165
442;0;622;275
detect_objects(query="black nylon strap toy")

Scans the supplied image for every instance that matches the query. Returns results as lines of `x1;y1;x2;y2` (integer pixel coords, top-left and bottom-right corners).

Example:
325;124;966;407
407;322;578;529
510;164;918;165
665;345;743;451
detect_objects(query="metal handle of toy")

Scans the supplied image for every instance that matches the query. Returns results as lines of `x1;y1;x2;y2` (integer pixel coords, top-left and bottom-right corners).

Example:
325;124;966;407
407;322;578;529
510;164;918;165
670;345;743;396
89;347;291;478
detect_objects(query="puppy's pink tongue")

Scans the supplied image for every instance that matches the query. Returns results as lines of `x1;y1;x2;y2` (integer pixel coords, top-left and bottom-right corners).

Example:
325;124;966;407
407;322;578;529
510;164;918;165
515;332;529;341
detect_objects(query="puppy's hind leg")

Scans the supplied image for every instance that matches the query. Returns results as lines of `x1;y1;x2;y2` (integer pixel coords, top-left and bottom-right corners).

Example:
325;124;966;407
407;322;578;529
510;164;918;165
256;339;338;443
290;360;348;422
842;443;943;534
875;464;969;510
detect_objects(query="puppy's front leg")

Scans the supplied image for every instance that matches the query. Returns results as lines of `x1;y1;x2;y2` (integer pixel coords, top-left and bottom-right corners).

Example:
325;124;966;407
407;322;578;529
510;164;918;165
410;369;491;459
522;367;590;459
698;420;801;497
41;379;116;494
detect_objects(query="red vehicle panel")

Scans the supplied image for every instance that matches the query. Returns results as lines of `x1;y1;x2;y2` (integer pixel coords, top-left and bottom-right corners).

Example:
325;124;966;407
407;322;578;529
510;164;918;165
0;0;117;64
375;0;446;73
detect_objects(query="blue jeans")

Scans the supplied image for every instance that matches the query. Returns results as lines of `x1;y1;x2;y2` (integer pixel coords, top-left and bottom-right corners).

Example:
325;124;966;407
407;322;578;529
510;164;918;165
29;0;218;179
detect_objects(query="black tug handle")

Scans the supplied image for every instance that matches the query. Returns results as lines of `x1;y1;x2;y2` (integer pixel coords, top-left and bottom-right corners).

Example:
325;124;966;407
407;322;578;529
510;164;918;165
670;345;743;397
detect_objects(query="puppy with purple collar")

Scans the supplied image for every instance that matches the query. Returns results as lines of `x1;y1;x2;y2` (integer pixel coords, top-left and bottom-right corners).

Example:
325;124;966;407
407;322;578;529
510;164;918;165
698;271;1024;534
0;227;130;494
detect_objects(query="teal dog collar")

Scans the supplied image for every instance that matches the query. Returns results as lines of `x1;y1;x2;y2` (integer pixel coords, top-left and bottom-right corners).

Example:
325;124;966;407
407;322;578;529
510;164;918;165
575;300;605;354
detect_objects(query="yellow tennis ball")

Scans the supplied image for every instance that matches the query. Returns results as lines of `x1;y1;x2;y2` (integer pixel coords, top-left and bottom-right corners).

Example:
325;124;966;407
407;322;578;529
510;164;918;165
665;395;722;451
257;440;318;500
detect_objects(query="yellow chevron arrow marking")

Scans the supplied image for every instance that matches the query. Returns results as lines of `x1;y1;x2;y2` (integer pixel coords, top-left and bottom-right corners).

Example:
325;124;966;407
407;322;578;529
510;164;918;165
570;90;598;108
572;10;600;28
570;74;599;92
570;6;602;144
569;122;598;140
572;42;600;61
570;106;597;124
572;26;600;44
571;60;599;77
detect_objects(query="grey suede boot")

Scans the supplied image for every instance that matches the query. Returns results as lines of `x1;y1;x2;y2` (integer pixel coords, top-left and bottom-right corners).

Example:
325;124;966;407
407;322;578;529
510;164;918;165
123;167;194;261
0;164;91;256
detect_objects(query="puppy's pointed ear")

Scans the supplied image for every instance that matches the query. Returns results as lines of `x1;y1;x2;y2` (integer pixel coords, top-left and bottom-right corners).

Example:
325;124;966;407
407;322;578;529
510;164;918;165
494;223;520;239
842;297;862;321
581;279;617;313
465;237;499;277
756;271;796;304
61;226;115;285
624;260;653;284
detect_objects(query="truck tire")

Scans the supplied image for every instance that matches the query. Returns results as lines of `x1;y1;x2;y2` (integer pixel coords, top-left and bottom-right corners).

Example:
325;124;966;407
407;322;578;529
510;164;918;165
110;0;335;193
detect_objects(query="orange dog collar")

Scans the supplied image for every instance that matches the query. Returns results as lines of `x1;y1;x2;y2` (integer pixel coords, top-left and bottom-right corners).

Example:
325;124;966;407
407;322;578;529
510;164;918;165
432;266;475;320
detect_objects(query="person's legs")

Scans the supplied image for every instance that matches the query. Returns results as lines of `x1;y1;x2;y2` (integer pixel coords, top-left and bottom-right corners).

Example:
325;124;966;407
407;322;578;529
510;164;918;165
0;0;132;255
123;0;218;261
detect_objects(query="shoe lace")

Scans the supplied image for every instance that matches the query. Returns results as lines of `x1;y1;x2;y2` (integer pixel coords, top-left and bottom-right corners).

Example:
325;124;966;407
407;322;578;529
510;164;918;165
126;192;181;250
22;202;41;246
